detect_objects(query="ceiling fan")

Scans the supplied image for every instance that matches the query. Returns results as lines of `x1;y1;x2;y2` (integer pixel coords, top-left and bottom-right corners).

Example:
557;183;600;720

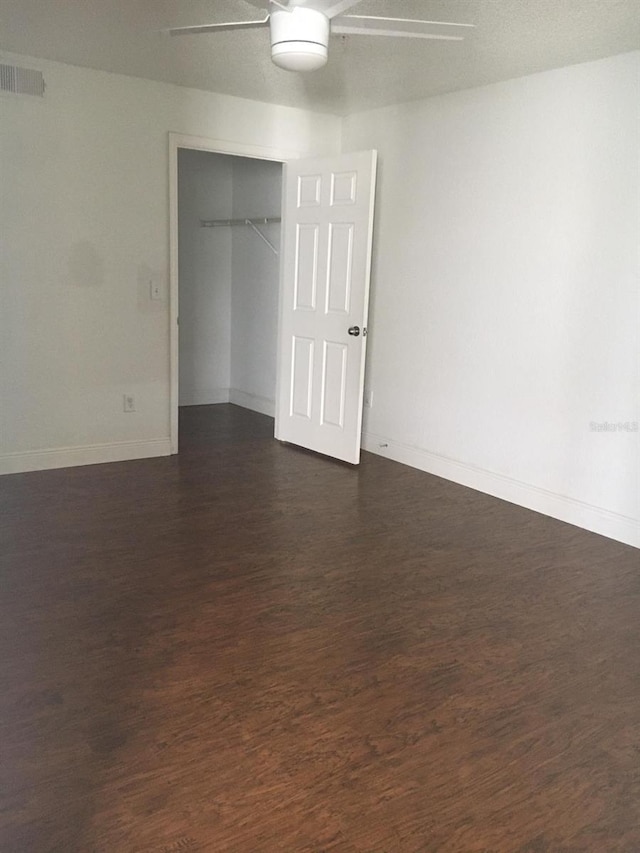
168;0;474;72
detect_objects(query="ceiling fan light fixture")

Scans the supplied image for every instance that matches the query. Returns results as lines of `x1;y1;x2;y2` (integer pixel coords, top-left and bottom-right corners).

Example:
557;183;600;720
269;6;329;72
271;42;328;71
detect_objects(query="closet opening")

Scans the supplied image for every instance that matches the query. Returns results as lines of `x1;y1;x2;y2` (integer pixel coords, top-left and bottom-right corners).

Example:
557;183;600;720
173;145;284;448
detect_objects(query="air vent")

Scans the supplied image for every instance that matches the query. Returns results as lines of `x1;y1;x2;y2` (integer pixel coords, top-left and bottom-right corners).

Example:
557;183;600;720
0;64;45;97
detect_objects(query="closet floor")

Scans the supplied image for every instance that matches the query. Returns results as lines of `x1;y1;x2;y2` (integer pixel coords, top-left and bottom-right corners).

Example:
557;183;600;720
1;404;638;852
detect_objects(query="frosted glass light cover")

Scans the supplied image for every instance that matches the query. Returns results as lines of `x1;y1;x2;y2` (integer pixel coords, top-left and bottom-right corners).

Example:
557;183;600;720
272;42;328;71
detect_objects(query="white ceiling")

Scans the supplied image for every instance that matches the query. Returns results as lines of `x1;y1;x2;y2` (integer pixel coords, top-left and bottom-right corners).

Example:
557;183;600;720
0;0;638;115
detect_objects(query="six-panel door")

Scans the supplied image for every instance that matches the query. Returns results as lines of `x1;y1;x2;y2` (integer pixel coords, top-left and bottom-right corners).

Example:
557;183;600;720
275;150;377;464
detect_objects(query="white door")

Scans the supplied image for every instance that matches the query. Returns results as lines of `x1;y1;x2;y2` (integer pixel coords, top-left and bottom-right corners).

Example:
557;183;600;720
274;150;377;464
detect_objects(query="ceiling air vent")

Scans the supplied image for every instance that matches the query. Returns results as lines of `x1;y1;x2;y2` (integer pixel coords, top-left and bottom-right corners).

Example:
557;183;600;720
0;63;45;97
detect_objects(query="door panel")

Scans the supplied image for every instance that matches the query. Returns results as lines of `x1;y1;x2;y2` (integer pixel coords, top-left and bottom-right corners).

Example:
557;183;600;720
326;224;354;314
321;341;348;428
290;336;314;418
293;224;319;310
275;150;377;464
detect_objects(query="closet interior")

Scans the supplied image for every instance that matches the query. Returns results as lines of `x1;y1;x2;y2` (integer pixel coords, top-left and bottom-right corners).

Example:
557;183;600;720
177;148;283;419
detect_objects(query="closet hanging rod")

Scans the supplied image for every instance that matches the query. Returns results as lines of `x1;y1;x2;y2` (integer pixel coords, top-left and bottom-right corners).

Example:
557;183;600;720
200;217;281;227
200;216;280;255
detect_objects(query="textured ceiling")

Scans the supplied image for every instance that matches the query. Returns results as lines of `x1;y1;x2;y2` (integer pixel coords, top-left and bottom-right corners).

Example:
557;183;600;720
0;0;638;115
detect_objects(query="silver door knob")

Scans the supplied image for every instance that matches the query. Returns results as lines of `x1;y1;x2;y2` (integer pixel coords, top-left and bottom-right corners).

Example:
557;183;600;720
348;326;360;337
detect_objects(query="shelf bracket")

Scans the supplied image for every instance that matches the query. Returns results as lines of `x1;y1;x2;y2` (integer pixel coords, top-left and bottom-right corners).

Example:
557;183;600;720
244;219;279;256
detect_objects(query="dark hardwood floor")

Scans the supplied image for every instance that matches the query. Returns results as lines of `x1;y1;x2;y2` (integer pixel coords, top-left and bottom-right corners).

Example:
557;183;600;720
1;404;638;852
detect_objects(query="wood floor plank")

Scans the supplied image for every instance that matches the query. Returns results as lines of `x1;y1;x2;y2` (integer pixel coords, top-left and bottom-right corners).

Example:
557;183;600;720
1;404;638;852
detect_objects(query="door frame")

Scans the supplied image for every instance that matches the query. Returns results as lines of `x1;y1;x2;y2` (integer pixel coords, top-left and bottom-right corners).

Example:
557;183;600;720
168;133;300;453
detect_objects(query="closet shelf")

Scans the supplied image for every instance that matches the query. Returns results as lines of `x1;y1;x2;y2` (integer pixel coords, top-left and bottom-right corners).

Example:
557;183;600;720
200;217;281;256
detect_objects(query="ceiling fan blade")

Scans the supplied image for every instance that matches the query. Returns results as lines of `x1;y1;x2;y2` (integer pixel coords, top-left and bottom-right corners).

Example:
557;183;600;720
331;24;465;40
333;14;474;35
168;15;270;36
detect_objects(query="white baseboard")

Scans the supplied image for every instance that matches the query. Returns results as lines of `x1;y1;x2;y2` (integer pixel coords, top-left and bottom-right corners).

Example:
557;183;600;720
0;438;172;476
229;389;275;418
362;431;640;550
178;387;230;407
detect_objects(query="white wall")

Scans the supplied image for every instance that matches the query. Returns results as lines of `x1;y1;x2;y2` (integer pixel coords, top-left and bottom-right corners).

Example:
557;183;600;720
178;150;232;406
343;52;639;547
230;158;283;416
0;50;340;473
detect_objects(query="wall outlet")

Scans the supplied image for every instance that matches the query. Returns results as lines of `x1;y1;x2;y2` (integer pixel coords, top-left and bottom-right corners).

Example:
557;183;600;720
364;388;373;408
149;278;162;301
123;394;136;413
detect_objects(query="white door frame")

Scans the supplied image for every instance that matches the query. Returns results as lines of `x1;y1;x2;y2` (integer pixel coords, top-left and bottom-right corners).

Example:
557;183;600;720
168;133;301;453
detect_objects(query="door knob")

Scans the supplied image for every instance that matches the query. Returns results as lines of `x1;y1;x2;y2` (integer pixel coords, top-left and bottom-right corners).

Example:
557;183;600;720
348;325;361;337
